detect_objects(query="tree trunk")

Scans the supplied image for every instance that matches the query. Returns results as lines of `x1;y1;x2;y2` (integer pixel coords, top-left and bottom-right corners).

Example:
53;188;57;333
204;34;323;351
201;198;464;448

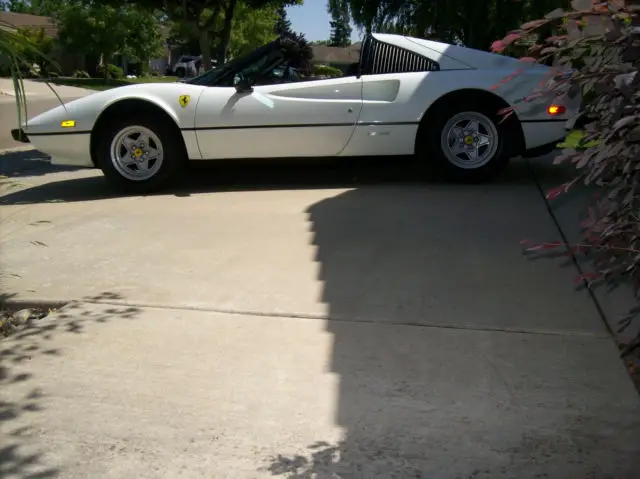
199;3;223;72
103;53;110;83
216;0;238;65
199;29;212;71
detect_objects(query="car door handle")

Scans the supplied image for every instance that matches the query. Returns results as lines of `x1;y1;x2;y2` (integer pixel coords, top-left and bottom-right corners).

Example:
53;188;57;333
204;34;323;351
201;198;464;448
348;108;353;113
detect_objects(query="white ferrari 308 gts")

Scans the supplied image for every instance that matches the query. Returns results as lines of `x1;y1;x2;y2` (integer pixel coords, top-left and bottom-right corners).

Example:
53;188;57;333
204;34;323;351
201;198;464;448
11;33;580;192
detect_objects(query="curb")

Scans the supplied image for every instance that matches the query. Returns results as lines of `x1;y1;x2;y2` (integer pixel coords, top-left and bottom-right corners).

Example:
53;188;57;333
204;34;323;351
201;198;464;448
0;145;37;155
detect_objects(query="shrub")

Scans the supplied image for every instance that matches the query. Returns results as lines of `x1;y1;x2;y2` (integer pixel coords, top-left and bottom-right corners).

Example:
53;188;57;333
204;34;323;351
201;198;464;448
72;70;90;79
96;63;124;79
492;0;640;355
313;64;343;78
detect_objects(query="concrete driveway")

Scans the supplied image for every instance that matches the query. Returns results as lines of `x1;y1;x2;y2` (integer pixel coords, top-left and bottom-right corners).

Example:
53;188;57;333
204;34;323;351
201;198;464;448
1;138;639;476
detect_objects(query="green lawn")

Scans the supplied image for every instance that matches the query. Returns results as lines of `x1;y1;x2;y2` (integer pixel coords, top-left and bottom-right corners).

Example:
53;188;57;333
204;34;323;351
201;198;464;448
42;76;179;91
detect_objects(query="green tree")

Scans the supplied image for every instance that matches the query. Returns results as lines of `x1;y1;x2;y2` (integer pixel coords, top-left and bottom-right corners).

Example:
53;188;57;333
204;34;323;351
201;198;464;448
330;0;571;50
107;1;223;71
214;0;301;65
274;5;293;36
225;2;279;58
106;0;300;71
1;15;59;143
15;26;54;74
57;1;162;80
328;3;351;46
3;0;67;16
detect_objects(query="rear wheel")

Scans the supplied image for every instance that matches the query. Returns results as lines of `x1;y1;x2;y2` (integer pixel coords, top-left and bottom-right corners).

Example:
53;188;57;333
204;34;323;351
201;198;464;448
95;116;184;193
175;67;186;78
417;101;512;182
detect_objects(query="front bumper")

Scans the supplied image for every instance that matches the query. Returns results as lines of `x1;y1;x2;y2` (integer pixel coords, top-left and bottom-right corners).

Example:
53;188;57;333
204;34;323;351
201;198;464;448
11;128;29;143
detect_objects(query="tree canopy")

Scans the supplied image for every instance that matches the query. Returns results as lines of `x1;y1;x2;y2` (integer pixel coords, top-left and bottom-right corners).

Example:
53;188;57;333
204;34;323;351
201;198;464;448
328;0;571;50
56;1;163;78
274;4;293;37
328;2;351;46
115;0;301;71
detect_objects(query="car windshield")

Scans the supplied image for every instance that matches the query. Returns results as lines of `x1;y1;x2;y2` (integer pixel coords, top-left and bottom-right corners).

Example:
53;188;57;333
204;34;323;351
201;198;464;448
185;39;281;86
185;36;358;87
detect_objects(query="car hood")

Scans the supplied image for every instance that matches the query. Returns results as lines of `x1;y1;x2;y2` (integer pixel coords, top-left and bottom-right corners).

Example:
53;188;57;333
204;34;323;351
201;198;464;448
22;82;207;134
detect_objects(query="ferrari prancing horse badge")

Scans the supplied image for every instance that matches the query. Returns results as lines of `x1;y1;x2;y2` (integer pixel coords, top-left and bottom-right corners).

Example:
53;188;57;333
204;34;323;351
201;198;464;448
178;95;190;108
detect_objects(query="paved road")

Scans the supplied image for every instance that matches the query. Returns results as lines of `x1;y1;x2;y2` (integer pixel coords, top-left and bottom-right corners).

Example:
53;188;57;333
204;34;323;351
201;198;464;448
0;98;67;150
1;152;639;477
0;82;93;151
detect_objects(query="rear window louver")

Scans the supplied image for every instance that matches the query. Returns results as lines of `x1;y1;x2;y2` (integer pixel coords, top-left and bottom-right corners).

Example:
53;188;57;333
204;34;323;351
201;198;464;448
362;37;440;75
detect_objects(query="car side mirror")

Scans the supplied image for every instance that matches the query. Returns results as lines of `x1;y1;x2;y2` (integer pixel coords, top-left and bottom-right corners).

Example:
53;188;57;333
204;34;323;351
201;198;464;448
235;77;253;93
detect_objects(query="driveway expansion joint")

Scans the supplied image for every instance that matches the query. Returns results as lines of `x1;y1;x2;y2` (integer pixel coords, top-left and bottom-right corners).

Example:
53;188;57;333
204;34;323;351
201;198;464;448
78;298;611;339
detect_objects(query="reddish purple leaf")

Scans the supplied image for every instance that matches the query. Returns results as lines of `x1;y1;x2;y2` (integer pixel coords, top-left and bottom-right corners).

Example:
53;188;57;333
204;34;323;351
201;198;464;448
491;40;506;53
502;33;521;46
522;19;548;30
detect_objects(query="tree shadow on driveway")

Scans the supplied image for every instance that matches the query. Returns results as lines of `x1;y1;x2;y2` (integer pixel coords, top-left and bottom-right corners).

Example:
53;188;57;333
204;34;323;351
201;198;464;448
0;294;141;478
258;163;640;477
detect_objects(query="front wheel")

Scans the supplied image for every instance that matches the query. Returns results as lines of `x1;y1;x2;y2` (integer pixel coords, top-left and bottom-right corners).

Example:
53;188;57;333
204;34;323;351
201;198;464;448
94;116;184;193
418;102;511;183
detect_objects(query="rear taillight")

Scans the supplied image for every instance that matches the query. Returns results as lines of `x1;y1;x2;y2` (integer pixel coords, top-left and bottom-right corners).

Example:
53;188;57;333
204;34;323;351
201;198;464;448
548;104;566;116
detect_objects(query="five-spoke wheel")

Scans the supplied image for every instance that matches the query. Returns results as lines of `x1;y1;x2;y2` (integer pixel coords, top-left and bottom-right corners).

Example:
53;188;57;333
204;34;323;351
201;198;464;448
418;99;512;182
95;115;185;193
441;112;499;170
110;125;164;182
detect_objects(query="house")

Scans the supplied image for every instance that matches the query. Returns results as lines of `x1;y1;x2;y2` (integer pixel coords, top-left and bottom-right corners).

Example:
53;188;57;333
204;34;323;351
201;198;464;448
0;11;57;37
0;10;172;76
311;42;361;73
0;11;87;74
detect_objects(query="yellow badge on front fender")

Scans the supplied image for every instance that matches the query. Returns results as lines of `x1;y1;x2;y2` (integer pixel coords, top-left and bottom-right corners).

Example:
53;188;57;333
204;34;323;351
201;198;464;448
178;95;190;108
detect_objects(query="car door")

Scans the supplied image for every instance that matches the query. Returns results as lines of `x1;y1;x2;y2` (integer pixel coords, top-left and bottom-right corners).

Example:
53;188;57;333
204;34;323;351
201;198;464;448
338;35;441;157
194;75;364;159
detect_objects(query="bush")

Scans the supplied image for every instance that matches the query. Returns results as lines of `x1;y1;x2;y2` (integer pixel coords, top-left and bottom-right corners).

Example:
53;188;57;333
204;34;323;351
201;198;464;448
492;0;640;355
72;70;90;79
313;64;343;78
96;63;124;79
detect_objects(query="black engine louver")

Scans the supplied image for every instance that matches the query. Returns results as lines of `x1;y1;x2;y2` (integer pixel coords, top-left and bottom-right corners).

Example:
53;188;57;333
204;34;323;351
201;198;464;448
361;37;440;75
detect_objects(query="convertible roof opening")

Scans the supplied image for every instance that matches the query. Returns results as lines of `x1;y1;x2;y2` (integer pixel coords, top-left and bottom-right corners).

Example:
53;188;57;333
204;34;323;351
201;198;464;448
186;33;442;87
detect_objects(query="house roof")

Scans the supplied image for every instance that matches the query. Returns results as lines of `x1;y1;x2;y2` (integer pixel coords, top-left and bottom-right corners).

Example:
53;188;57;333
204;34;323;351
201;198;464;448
312;43;361;64
0;11;58;38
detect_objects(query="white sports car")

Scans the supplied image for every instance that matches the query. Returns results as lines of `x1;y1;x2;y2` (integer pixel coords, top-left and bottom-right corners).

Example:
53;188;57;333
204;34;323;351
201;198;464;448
11;33;579;192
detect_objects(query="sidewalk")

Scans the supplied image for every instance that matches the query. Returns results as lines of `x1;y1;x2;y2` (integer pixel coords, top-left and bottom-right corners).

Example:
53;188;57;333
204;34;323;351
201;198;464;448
1;156;639;477
0;78;94;104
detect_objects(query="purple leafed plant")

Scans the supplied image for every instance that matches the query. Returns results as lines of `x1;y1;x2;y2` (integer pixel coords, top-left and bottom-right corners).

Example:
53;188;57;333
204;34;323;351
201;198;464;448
493;0;640;356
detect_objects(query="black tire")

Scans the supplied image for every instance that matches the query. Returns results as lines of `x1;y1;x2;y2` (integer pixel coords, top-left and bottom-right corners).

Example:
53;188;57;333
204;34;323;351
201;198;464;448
175;67;186;78
94;115;185;194
417;99;514;183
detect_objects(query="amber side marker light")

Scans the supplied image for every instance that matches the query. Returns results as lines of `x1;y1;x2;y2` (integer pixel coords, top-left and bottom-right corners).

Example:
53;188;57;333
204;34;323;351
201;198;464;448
61;120;76;128
547;105;565;116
